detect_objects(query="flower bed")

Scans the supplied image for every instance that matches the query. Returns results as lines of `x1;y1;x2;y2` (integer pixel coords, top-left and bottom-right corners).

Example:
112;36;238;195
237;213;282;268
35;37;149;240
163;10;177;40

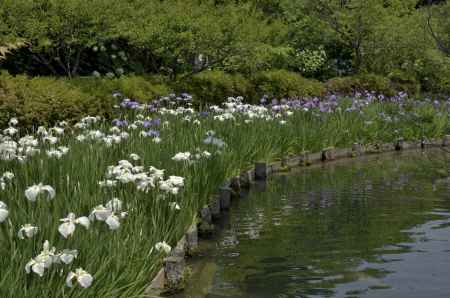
0;92;448;297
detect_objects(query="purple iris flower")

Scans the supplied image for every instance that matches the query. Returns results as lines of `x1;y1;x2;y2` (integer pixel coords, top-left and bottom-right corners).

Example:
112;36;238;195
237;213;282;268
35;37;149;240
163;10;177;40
319;103;329;113
143;120;152;128
112;119;128;127
152;118;161;126
143;118;161;127
181;93;193;100
120;99;141;109
146;130;160;137
305;101;314;109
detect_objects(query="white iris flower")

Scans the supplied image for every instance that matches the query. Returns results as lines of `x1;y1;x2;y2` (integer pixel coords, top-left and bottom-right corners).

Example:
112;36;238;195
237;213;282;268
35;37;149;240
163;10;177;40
56;249;78;265
66;268;93;288
18;224;38;239
129;153;140;161
0;201;8;223
58;213;90;238
89;198;127;230
25;183;55;202
154;241;172;254
172;152;191;162
25;240;57;277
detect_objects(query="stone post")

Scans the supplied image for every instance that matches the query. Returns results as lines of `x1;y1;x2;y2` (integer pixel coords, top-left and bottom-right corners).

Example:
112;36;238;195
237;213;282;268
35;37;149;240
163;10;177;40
169;236;187;259
395;138;405;150
254;162;268;180
299;151;310;166
209;195;221;219
381;143;395;152
229;176;241;197
219;187;232;210
164;256;186;290
322;147;336;161
443;135;450;147
351;143;364;156
199;205;212;224
185;224;198;255
239;170;254;188
198;205;213;237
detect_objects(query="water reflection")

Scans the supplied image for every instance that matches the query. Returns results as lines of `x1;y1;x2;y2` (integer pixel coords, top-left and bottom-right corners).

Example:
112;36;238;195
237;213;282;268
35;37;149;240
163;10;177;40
181;150;450;298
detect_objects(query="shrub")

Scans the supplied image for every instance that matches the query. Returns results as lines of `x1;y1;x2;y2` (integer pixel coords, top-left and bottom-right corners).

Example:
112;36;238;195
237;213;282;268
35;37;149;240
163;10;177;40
180;70;254;104
69;76;172;103
414;49;450;95
0;74;174;127
433;77;450;95
252;70;325;98
180;70;327;103
326;74;396;96
291;47;328;76
0;74;114;127
387;70;420;97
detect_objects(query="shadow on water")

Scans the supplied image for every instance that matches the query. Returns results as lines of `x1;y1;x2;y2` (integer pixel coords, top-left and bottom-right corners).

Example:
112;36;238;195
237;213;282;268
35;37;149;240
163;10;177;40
177;149;450;298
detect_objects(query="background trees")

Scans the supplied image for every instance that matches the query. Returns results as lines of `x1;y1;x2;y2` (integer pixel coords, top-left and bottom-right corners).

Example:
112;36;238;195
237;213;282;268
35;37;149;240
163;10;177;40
0;0;450;94
0;0;280;79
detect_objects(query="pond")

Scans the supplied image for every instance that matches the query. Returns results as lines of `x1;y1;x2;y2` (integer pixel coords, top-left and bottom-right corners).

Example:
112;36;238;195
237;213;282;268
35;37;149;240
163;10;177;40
179;149;450;298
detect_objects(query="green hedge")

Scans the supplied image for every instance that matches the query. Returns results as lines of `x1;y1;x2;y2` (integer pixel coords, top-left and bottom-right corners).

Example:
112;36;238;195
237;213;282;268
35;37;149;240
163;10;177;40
387;71;421;96
180;70;326;104
0;74;108;128
252;70;326;98
325;73;421;97
326;74;394;96
0;74;173;128
179;70;254;104
68;75;172;103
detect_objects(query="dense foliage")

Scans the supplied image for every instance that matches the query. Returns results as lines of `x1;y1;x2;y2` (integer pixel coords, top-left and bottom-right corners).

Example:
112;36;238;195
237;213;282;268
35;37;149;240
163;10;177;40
1;0;450;97
0;0;280;78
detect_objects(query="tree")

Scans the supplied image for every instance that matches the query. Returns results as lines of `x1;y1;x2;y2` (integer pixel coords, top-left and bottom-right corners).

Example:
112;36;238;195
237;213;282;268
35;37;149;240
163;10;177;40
0;0;282;79
120;0;281;79
0;0;128;77
423;1;450;55
301;0;419;73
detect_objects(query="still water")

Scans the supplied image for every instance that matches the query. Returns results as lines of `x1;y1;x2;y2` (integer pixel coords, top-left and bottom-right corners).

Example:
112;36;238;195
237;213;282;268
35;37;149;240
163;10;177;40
181;149;450;298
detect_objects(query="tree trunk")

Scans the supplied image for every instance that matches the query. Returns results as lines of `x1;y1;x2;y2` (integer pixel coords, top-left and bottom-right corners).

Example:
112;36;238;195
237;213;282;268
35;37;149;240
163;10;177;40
32;53;58;75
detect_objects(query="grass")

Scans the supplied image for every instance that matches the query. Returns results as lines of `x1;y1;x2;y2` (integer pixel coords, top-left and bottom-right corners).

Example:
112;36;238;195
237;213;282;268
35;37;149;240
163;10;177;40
0;93;448;297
